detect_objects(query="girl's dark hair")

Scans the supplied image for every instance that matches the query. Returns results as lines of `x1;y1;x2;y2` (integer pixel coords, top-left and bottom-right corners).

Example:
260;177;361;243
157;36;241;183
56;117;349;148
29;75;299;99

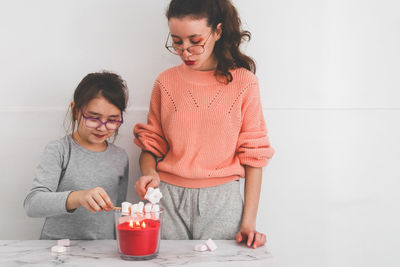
66;71;128;140
166;0;256;83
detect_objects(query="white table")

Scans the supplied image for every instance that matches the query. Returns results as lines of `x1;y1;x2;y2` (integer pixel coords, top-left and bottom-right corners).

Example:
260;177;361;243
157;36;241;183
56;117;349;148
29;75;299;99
0;240;275;266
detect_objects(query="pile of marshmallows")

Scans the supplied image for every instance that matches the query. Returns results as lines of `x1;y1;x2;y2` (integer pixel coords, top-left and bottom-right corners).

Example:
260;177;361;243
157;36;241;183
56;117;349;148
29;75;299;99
194;238;218;252
120;187;163;220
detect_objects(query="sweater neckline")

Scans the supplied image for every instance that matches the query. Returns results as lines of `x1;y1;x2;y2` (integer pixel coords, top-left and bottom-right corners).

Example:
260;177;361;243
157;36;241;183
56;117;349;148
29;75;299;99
68;135;110;155
177;64;222;85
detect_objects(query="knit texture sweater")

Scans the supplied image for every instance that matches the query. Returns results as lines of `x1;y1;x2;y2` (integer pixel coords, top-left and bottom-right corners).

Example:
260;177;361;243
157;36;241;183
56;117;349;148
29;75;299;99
134;64;274;188
24;135;129;239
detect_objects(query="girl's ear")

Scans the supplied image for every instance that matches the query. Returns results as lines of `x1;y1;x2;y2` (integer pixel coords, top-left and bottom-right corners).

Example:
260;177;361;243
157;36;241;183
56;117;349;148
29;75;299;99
70;101;76;120
215;23;222;40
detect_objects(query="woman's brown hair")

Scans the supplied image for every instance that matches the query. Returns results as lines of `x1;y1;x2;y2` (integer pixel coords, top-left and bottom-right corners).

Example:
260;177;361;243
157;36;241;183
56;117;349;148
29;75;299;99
166;0;256;83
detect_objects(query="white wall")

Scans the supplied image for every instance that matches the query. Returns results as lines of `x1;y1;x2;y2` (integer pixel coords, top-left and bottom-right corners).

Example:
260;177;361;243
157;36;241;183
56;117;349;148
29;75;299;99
1;1;399;267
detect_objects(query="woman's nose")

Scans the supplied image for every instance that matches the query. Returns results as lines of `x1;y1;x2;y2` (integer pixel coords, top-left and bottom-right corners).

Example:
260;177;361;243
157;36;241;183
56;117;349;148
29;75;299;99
182;47;192;58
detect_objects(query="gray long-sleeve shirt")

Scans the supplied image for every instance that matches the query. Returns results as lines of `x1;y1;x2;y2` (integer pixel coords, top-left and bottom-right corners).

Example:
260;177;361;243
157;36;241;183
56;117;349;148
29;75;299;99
24;135;129;240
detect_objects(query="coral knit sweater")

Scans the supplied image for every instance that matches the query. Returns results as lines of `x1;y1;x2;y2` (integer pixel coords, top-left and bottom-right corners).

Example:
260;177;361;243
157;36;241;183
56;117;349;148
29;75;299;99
134;64;274;188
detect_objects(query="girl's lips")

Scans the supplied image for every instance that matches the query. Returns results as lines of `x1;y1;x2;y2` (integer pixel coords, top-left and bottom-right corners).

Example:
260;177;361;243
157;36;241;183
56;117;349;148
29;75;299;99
93;134;106;139
184;60;195;65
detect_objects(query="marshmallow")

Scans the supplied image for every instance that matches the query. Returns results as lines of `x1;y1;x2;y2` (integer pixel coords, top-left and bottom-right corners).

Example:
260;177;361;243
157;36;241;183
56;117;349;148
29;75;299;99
144;203;152;213
57;239;70;247
137;201;144;213
151;204;160;212
121;202;131;215
145;213;152;219
51;245;67;253
205;239;217;251
146;187;155;195
194;243;208;252
130;204;139;216
145;188;163;204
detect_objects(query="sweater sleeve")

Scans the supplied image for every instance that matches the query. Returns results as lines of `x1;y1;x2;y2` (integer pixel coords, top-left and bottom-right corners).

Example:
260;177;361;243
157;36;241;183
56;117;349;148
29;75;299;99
237;82;274;167
134;81;169;158
23;140;73;218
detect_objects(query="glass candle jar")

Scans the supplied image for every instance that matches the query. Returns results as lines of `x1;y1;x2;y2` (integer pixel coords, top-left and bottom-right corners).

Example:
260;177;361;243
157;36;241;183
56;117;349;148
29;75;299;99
114;208;163;260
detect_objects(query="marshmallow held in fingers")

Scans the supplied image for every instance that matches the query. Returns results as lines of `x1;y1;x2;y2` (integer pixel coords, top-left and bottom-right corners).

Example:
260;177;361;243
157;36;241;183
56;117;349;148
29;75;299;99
121;202;131;215
144;187;163;204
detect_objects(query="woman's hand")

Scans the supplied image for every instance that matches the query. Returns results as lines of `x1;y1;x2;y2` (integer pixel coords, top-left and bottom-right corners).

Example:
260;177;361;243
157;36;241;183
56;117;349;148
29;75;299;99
134;172;160;199
235;224;267;249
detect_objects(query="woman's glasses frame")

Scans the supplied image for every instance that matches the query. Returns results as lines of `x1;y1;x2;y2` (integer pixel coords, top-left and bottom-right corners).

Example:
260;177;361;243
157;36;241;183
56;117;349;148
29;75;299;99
165;31;213;55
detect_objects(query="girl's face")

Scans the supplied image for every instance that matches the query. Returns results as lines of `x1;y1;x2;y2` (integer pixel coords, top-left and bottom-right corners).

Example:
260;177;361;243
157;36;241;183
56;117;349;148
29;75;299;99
168;17;221;71
73;96;122;151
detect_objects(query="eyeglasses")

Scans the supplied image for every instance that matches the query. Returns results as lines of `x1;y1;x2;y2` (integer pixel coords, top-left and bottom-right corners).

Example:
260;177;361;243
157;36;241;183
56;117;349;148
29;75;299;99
165;31;213;55
80;110;123;130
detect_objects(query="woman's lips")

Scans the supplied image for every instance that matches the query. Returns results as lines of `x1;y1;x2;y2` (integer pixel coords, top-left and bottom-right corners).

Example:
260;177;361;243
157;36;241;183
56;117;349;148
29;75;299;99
184;60;195;65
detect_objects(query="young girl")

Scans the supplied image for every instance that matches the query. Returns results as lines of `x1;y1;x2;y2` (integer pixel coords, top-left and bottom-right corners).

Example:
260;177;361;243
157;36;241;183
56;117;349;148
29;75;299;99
24;72;129;240
134;0;274;249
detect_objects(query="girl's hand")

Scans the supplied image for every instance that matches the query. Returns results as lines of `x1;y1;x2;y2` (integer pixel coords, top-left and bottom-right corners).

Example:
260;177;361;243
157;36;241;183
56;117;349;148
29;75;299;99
135;172;160;199
235;225;267;249
78;187;114;212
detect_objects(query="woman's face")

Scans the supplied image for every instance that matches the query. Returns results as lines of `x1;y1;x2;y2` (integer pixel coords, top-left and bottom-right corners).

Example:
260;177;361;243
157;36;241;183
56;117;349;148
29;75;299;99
168;17;221;71
74;96;122;151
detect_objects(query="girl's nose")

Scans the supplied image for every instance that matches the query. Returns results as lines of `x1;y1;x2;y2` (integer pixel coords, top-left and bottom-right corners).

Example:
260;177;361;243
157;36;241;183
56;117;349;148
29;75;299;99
97;123;107;131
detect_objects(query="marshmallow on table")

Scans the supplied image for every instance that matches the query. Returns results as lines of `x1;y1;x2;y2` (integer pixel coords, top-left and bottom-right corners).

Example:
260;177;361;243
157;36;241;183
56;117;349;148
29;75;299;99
121;201;132;215
51;245;67;253
193;239;217;252
194;243;208;252
57;239;70;247
205;239;217;251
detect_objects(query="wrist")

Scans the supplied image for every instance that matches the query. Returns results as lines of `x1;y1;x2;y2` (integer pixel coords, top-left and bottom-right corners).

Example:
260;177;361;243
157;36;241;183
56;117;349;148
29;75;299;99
240;219;256;230
142;170;158;177
66;191;80;211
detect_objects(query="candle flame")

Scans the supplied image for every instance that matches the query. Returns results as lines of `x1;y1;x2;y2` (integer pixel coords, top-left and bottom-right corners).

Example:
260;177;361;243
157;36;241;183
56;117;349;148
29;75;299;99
142;221;146;228
129;220;134;228
136;221;140;227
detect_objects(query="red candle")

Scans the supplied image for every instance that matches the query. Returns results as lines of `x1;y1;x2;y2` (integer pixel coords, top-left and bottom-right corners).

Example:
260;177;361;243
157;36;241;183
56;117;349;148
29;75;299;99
117;219;160;256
